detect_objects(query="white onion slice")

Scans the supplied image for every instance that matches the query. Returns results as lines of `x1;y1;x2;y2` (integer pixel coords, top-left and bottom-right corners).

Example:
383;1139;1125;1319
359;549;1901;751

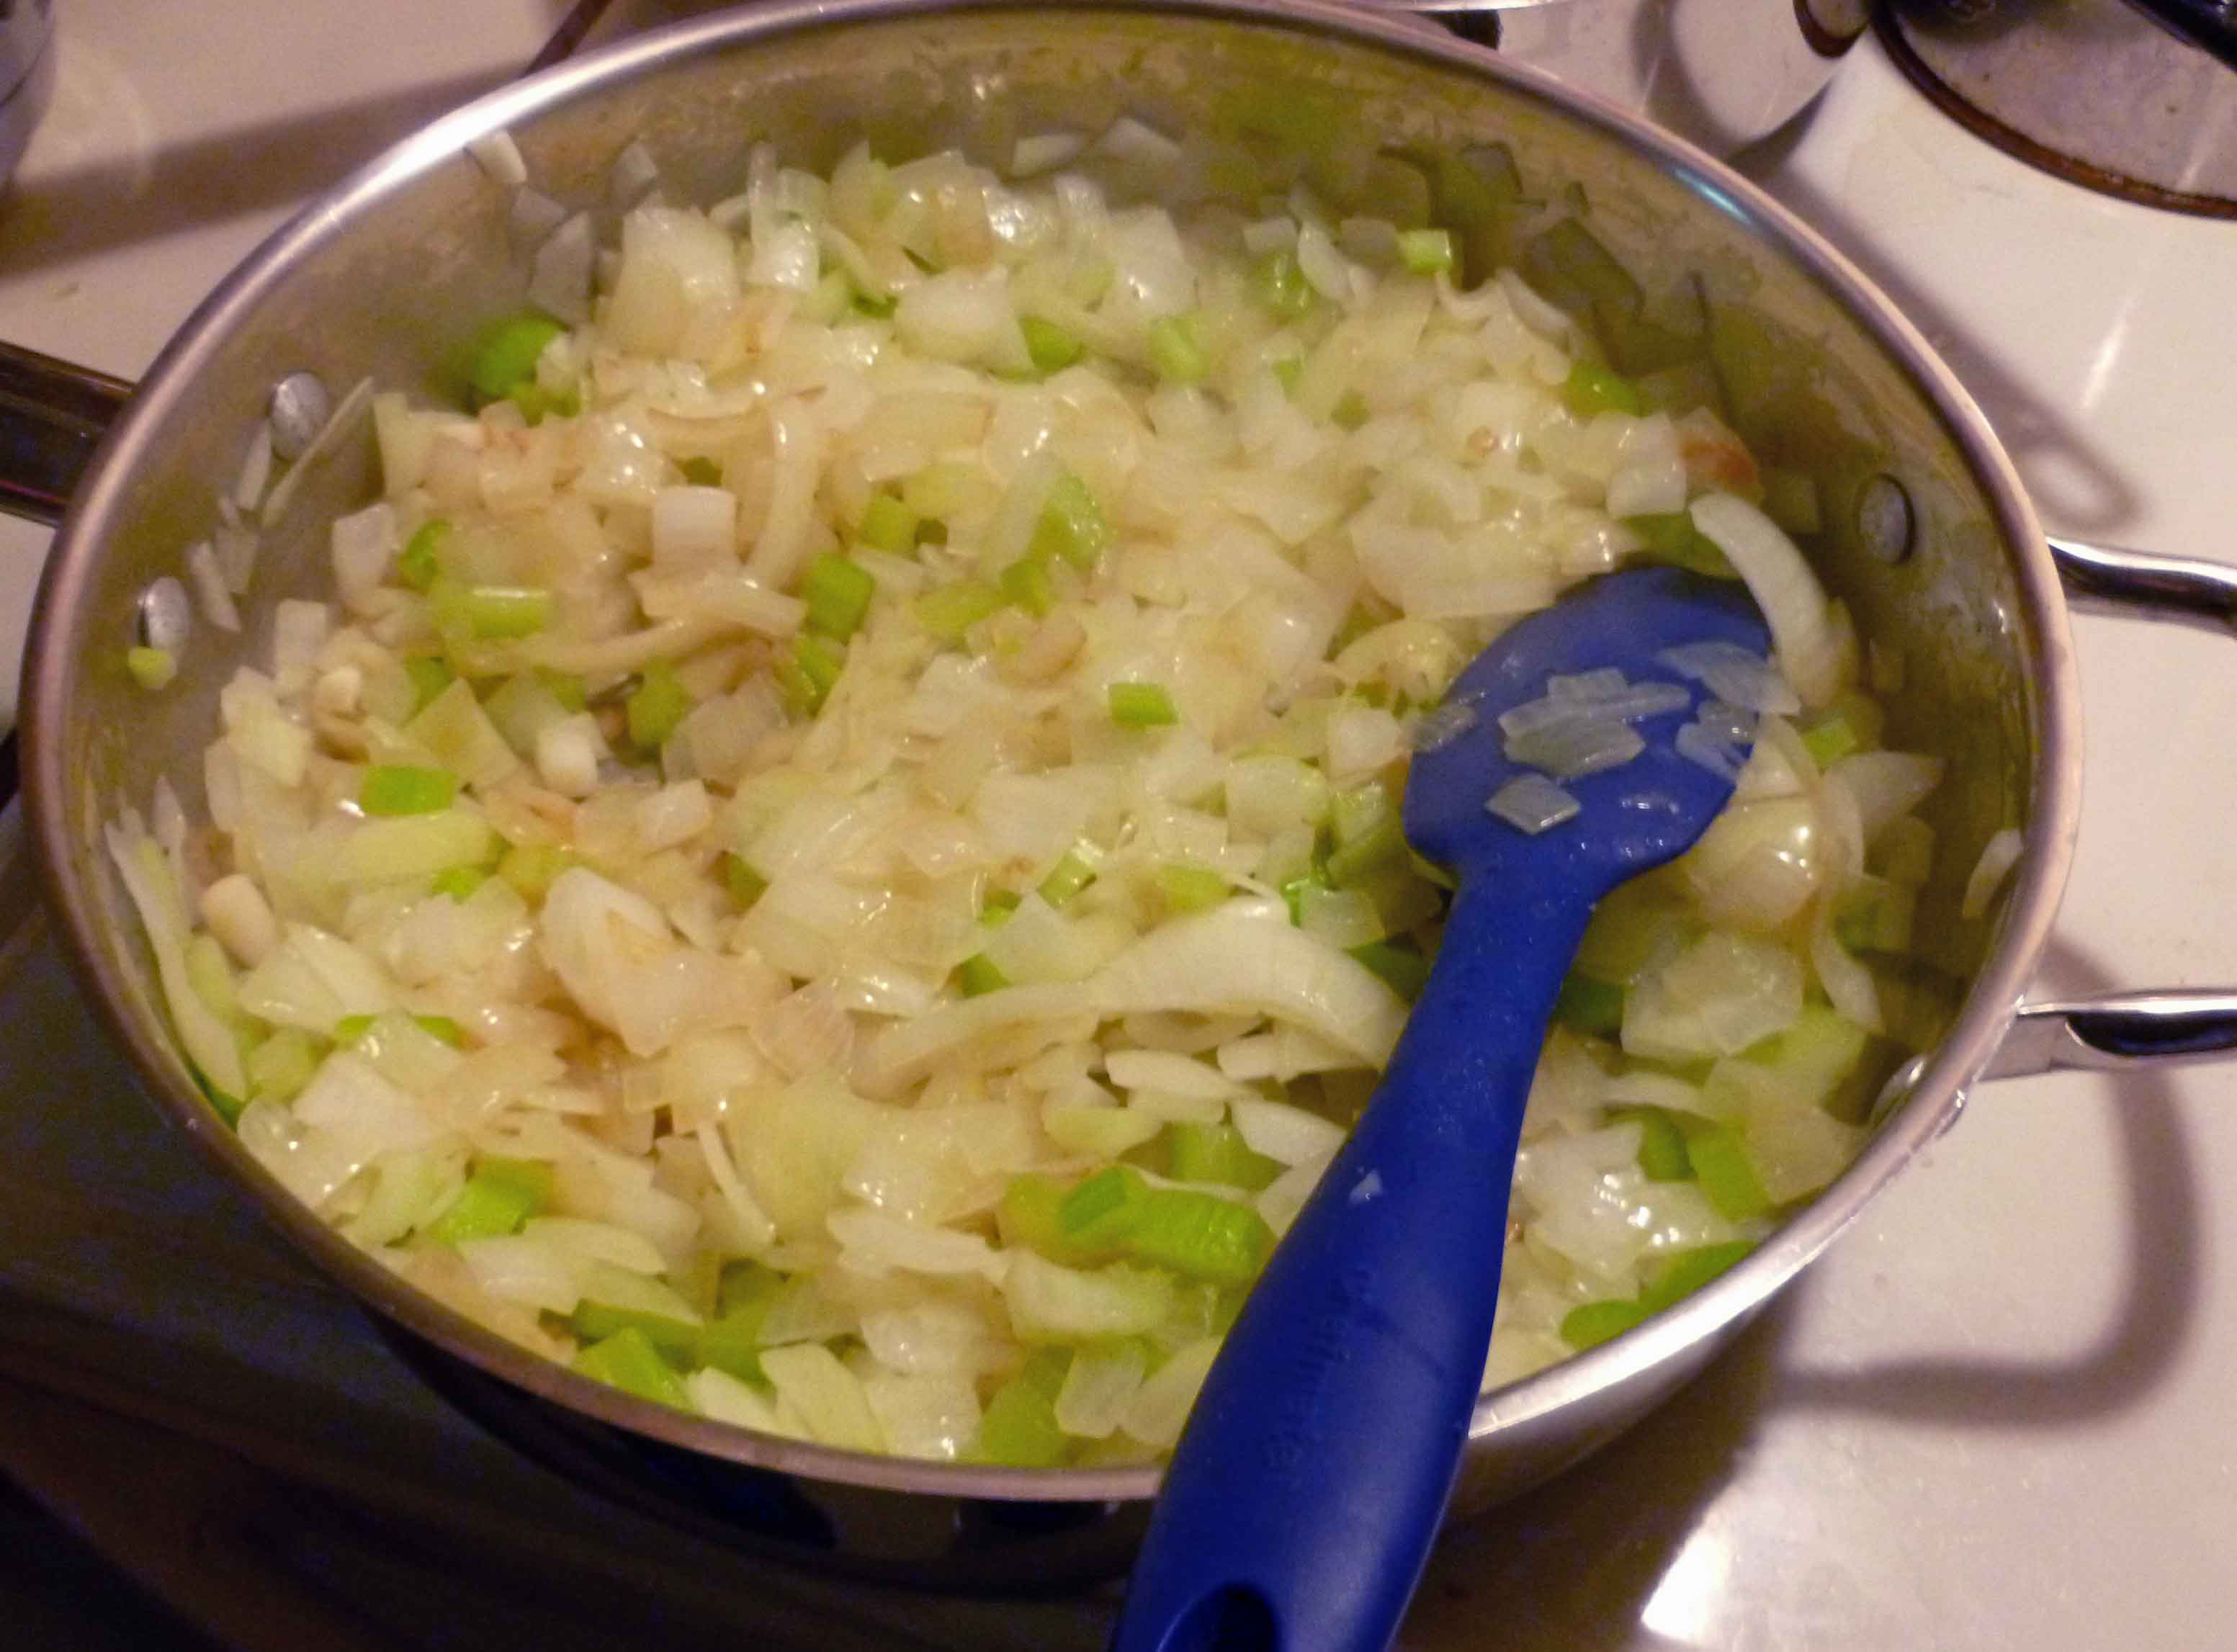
1687;493;1842;707
1961;827;2025;920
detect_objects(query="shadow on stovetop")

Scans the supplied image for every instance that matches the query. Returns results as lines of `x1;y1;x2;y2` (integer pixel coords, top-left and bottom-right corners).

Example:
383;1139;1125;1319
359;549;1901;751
1732;113;2145;542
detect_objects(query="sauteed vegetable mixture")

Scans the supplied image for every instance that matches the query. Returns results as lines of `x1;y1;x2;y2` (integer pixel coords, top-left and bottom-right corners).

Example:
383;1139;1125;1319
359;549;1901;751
111;132;1948;1464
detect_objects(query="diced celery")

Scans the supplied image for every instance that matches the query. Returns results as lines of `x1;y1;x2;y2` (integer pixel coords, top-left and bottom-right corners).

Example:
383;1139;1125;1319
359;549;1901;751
336;811;496;886
398;519;449;591
1000;556;1057;618
430;577;554;640
497;842;576;903
429;865;487;900
999;1173;1097;1267
572;1300;701;1367
1801;709;1860;768
1563;360;1645;419
1057;1165;1150;1249
404;655;454;714
1327;814;1404;888
1147;314;1209;384
1560;1298;1650;1350
1028;472;1111;571
1554;972;1626;1036
678;456;723;487
625;659;691;750
974;1347;1073;1465
573;1326;689;1409
1638;1240;1754;1314
776;633;845;715
694;1306;771;1385
469;313;564;403
902;462;982;521
1037;845;1100;907
1836;877;1916;955
416;1014;465;1049
245;1028;318;1105
424;1157;552;1244
722;853;767;910
1272;355;1304;396
1330;779;1393;848
1397;228;1456;276
1157;862;1229;915
1126;1188;1274;1287
1684;1124;1773;1221
956;954;1008;997
852;493;917;555
359;764;459;817
1108;682;1178;728
1347;941;1431;1002
508;382;580;425
1613;1105;1693;1182
1020;315;1085;374
913;578;1005;642
1251;248;1314;320
1281;868;1328;926
803;553;877;640
981;886;1021;923
1167;1123;1283;1192
1331;389;1370;431
127;646;177;691
718;1260;786;1318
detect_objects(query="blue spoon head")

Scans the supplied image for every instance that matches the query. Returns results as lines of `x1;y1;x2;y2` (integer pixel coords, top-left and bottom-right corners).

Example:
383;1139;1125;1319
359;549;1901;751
1404;566;1775;895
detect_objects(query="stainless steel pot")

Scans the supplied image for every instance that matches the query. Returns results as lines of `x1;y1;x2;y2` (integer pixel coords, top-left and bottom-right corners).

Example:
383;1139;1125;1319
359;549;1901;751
14;0;2237;1589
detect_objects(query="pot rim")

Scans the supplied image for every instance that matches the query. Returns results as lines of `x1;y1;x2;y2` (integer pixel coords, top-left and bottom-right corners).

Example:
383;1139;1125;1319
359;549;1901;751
21;0;2076;1505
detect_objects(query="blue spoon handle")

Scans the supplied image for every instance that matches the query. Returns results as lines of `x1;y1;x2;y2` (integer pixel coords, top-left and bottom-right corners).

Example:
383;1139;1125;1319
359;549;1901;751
1110;876;1593;1652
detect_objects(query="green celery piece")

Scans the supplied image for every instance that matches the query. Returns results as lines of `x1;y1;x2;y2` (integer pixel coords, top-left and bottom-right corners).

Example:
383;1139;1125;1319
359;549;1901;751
1250;248;1313;319
1330;779;1393;848
1563;360;1646;419
1553;972;1626;1036
1157;862;1228;915
126;646;177;692
571;1300;701;1368
430;865;486;900
423;1158;551;1244
776;633;845;714
956;954;1008;997
1397;228;1456;276
1613;1105;1693;1182
981;886;1022;923
497;842;577;903
398;519;450;592
722;853;768;909
852;287;899;320
429;578;554;640
999;1174;1097;1267
469;314;565;403
573;1326;689;1409
1347;941;1431;1002
1147;314;1209;384
678;455;723;487
1281;868;1330;926
403;655;454;715
1057;1164;1152;1251
416;1014;465;1049
1801;708;1862;769
1326;813;1404;888
1037;847;1099;907
1330;390;1370;431
1167;1123;1282;1192
803;552;877;640
973;1348;1074;1465
1272;356;1303;396
694;1306;771;1384
1620;512;1735;578
1639;1240;1755;1314
1126;1189;1276;1287
1028;472;1110;570
1560;1298;1651;1350
1684;1124;1774;1221
333;1013;377;1044
1020;315;1085;374
245;1028;318;1105
537;669;586;711
718;1260;787;1317
188;1061;246;1126
1000;556;1057;618
1108;681;1178;728
626;660;691;750
359;764;458;817
857;493;919;554
913;578;1005;642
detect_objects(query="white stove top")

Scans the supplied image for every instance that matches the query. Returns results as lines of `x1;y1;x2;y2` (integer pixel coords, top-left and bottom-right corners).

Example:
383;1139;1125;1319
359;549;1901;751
6;5;2236;1646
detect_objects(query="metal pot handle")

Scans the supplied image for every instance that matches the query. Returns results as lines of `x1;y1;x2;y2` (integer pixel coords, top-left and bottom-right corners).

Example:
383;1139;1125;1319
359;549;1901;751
1983;537;2237;1079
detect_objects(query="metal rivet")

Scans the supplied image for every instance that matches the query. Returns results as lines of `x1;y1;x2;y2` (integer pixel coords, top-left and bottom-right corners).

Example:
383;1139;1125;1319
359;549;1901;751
1857;472;1916;565
268;372;331;462
138;577;192;653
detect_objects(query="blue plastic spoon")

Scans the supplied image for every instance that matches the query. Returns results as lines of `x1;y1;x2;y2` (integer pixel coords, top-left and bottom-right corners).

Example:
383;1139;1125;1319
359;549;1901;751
1109;566;1772;1652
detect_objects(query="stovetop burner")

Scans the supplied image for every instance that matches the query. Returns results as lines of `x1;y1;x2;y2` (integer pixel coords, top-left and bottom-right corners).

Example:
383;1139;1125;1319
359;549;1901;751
1882;0;2237;215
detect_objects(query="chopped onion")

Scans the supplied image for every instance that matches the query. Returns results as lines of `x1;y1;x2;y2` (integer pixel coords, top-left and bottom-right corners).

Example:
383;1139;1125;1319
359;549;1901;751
1961;827;2025;920
1687;493;1841;707
186;540;242;632
467;129;529;188
1487;773;1580;835
529;210;596;326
